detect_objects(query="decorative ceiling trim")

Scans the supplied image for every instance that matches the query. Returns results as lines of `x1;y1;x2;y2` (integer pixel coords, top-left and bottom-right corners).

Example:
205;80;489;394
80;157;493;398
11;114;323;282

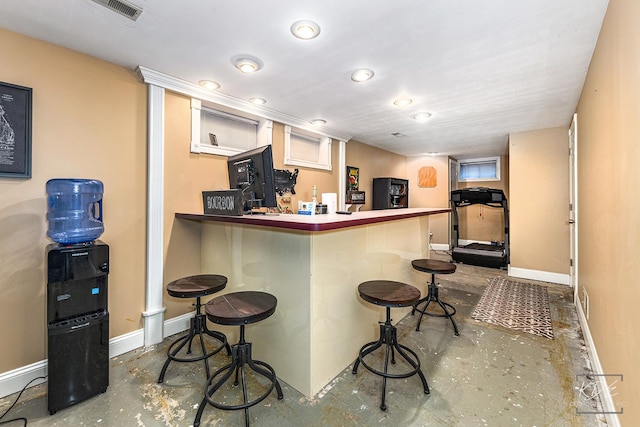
136;66;352;142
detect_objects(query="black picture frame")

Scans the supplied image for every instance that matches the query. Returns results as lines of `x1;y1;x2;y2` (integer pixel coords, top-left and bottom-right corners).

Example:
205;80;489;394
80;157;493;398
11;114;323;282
0;82;32;178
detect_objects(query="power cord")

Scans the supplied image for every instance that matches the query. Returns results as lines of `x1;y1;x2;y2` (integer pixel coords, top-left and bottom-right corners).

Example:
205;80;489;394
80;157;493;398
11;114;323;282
428;238;453;259
0;376;46;426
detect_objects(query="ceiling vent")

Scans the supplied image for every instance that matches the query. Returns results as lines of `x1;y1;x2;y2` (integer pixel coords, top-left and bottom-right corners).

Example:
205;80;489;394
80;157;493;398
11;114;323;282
91;0;143;21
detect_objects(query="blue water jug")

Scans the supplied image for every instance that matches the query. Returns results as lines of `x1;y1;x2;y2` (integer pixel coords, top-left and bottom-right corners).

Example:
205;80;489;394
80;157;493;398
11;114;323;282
46;179;104;245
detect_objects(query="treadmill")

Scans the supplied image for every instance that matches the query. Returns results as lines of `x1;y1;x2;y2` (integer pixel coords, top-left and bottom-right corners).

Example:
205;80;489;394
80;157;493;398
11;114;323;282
450;187;509;269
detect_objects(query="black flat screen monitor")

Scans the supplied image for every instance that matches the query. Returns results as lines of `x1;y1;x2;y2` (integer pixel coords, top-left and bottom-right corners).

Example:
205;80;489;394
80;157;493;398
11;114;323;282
227;145;277;214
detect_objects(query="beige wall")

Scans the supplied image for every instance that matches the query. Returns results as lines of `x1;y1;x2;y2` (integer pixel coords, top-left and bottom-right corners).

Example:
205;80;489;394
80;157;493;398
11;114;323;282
162;92;231;318
509;127;569;274
0;29;147;373
407;155;450;244
345;140;407;211
576;0;639;422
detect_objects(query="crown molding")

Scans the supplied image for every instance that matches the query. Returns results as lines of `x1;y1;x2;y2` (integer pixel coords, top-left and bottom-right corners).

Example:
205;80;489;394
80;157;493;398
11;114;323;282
136;66;352;142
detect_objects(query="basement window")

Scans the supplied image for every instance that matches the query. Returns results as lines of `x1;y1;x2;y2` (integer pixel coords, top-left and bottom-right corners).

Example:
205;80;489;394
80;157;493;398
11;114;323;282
190;98;272;156
458;156;500;182
284;125;332;171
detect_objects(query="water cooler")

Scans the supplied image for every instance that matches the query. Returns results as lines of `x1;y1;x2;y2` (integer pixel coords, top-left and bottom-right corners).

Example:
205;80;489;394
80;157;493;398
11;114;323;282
45;179;108;415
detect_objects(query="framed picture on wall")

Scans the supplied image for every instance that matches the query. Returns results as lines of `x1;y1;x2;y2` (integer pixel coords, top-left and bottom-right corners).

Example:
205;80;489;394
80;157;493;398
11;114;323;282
0;82;32;178
346;165;359;191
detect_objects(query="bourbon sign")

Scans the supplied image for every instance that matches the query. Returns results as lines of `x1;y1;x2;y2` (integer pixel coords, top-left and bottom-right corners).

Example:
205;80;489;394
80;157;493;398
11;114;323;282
202;190;243;216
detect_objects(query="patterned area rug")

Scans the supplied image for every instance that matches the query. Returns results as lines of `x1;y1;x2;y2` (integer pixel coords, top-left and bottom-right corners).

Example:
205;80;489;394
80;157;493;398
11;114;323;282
472;277;554;339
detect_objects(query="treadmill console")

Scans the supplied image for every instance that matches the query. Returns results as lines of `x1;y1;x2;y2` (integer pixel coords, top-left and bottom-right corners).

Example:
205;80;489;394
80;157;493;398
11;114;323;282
451;187;506;206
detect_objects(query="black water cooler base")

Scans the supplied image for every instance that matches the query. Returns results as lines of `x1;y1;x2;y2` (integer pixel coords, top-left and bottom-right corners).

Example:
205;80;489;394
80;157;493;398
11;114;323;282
48;312;109;414
47;241;110;415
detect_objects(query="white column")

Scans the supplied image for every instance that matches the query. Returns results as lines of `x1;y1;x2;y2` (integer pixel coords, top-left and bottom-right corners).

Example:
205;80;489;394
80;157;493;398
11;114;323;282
142;84;166;346
338;140;347;210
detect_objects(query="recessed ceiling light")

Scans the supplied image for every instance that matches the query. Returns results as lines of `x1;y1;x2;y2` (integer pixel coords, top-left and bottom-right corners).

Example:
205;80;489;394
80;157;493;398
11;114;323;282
234;57;262;73
311;119;326;126
412;112;432;122
351;69;375;82
199;80;220;90
393;98;412;107
291;20;321;40
249;97;267;105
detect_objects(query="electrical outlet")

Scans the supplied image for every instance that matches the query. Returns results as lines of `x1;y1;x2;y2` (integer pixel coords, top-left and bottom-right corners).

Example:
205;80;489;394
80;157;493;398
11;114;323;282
582;288;590;320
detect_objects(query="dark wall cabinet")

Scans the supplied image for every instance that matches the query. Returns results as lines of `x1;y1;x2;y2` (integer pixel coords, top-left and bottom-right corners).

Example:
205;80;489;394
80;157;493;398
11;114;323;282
372;178;409;210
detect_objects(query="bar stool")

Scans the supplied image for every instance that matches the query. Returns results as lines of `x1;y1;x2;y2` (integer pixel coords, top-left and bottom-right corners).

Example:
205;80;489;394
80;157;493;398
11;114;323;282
352;280;430;411
194;291;283;427
411;259;459;335
157;274;231;384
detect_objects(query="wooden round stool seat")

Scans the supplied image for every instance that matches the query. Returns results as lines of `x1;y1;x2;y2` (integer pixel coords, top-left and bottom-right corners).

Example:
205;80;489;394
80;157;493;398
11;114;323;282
166;274;227;298
205;291;277;326
411;259;456;275
158;274;230;384
357;280;421;307
195;291;283;427
411;259;459;335
352;280;429;411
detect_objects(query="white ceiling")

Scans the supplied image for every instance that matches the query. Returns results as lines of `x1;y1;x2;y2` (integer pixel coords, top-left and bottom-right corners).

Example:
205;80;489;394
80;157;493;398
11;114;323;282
0;0;608;158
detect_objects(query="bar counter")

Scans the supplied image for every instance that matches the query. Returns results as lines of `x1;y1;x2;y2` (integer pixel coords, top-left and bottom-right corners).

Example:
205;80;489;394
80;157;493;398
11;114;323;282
176;207;450;231
176;207;449;398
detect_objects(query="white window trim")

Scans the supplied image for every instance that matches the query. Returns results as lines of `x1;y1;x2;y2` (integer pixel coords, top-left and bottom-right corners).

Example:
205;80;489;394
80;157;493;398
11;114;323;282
458;156;501;182
190;98;272;156
284;125;332;171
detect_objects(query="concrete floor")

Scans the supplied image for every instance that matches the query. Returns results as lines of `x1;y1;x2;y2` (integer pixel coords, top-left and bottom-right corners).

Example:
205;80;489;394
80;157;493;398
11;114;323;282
1;253;609;426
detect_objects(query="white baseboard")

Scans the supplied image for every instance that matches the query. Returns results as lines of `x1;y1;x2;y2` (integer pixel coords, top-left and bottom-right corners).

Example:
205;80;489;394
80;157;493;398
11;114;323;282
108;329;145;359
0;312;193;399
575;299;621;426
108;312;191;359
0;360;48;401
508;266;570;285
162;311;192;338
430;243;450;251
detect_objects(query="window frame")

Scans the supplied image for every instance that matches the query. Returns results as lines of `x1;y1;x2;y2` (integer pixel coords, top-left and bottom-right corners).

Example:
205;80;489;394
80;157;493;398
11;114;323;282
284;125;332;171
190;98;272;156
458;156;501;182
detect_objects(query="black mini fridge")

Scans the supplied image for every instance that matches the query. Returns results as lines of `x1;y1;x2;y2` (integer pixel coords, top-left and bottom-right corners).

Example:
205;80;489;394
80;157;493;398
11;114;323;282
47;241;109;415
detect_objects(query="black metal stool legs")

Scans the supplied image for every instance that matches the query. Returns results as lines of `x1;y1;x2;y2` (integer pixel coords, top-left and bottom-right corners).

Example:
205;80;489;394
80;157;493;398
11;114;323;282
194;325;283;427
352;307;429;411
158;297;231;384
412;273;459;335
